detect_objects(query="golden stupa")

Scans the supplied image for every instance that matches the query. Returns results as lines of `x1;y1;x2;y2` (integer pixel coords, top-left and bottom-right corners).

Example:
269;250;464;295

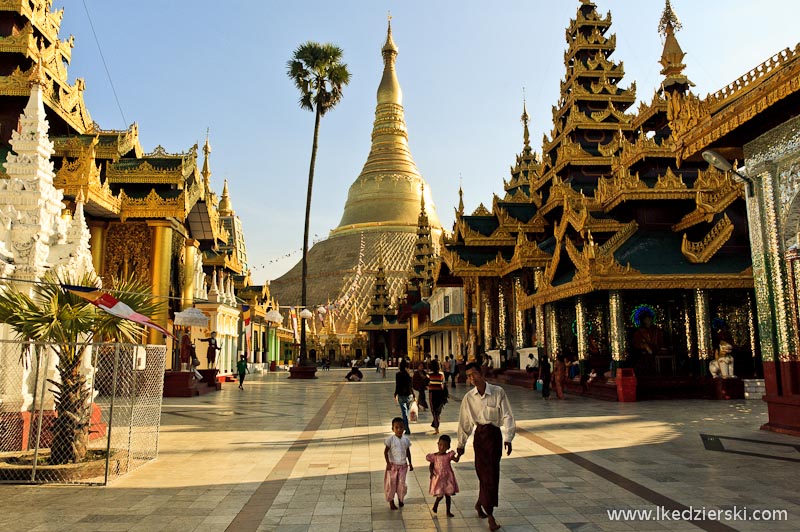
270;21;442;332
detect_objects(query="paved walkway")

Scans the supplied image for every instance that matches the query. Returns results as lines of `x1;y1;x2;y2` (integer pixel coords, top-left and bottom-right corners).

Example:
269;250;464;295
1;369;798;532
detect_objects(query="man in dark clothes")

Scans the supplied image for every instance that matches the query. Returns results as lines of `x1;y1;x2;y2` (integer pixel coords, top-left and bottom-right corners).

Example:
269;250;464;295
456;361;516;531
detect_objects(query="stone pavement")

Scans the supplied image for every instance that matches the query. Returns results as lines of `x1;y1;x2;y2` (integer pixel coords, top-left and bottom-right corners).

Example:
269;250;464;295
0;369;798;532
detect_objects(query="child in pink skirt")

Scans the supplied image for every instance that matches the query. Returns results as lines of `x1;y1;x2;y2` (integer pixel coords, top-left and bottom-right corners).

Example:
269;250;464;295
384;417;414;510
426;434;460;517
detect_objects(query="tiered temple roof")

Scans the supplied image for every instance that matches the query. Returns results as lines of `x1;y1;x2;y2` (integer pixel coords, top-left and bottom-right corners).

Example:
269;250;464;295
443;0;761;309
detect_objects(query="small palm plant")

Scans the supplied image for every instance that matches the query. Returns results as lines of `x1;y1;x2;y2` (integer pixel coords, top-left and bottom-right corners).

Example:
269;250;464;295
0;271;162;464
287;41;350;364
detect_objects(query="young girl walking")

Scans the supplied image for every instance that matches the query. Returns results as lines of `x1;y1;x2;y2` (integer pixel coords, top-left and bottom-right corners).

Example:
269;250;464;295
426;434;460;517
384;417;414;510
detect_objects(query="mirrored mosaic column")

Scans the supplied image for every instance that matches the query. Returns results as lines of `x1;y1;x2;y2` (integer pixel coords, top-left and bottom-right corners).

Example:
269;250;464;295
682;292;695;357
482;289;491;350
576;296;587;360
747;292;757;360
695;289;711;368
498;283;507;351
534;269;545;352
514;276;525;348
546;303;560;358
608;290;625;363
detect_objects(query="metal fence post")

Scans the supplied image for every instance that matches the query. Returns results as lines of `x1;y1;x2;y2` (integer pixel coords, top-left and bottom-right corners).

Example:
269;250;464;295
27;343;40;453
103;343;121;485
126;344;136;474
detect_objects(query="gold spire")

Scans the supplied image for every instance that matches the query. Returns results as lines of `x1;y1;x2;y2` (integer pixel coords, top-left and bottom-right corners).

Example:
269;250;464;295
457;185;465;217
658;0;694;91
201;129;211;184
332;19;441;237
219;179;233;216
378;19;401;105
521;93;531;153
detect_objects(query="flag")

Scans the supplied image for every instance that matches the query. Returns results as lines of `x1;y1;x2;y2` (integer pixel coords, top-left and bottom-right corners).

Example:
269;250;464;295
63;284;173;338
242;305;252;353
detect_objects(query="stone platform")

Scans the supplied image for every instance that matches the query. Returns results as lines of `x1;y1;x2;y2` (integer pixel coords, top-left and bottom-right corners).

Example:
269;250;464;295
1;369;798;532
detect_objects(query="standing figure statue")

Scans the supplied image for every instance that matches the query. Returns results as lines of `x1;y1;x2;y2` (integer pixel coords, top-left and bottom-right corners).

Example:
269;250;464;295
199;331;220;368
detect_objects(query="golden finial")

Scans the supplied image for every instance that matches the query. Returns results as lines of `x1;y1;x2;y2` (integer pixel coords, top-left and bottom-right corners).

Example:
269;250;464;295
420;182;426;213
658;0;682;36
521;88;530;149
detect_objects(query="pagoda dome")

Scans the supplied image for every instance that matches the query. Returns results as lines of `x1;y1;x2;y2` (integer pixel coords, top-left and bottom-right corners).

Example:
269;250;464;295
331;21;441;237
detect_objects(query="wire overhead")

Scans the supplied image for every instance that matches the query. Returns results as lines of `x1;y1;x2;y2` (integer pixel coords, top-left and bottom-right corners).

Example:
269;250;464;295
81;0;127;127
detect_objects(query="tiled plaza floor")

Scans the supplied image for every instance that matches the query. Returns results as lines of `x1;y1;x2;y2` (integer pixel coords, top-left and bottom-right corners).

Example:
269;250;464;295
0;369;797;532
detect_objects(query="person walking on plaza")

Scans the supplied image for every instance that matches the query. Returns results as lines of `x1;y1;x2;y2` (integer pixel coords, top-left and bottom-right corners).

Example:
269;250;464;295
539;355;552;400
427;434;460;517
412;362;430;411
448;354;458;387
384;417;413;510
237;355;249;390
427;360;448;435
456;361;516;532
394;359;415;435
199;331;220;368
552;354;567;400
380;357;388;378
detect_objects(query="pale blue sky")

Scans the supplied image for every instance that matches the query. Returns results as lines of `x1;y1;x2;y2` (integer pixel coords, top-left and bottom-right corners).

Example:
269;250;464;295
56;1;797;286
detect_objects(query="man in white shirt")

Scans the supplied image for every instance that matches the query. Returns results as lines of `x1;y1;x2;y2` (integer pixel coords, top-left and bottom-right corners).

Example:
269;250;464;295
456;361;515;531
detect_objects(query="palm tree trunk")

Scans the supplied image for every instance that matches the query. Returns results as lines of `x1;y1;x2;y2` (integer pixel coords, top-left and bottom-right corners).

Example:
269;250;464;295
301;105;322;364
50;344;91;464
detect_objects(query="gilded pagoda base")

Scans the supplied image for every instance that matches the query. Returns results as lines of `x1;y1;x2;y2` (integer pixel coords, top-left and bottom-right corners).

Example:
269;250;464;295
761;361;800;437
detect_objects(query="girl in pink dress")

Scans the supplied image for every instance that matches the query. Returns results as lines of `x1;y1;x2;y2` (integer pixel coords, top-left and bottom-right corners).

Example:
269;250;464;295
426;434;460;517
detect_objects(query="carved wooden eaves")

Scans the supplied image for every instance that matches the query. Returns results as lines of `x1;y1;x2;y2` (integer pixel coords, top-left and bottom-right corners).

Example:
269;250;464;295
681;214;734;263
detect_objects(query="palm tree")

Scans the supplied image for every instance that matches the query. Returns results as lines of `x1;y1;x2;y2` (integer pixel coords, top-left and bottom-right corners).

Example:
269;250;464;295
287;41;350;363
0;271;163;464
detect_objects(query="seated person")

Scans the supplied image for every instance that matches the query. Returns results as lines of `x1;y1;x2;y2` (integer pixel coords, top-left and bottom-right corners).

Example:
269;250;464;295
345;366;363;381
525;353;538;373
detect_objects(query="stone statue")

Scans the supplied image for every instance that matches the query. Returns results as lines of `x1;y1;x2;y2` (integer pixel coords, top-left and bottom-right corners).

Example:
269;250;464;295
709;341;735;378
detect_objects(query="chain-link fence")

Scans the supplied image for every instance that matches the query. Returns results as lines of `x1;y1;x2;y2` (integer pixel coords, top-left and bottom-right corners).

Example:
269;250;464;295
0;341;165;485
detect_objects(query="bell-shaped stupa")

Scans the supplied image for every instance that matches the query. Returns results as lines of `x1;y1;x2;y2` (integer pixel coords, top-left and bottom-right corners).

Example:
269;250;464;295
270;21;442;333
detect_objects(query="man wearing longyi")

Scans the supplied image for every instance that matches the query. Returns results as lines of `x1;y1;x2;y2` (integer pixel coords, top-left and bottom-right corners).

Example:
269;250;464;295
456;360;516;531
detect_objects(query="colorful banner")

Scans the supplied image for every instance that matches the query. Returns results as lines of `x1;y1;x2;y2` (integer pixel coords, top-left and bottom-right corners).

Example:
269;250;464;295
62;284;173;338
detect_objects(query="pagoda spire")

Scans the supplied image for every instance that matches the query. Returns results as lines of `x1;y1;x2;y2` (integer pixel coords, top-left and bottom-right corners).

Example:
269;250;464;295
521;93;532;155
457;184;464;217
201;129;212;197
332;19;441;236
658;0;694;92
219;178;233;216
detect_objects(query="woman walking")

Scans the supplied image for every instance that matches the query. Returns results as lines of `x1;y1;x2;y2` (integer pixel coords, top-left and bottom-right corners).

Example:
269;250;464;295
427;360;448;435
394;359;415;435
552;354;567;400
412;363;430;411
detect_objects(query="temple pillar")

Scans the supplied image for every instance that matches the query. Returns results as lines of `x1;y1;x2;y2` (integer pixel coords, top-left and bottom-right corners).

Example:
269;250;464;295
608;290;625;366
575;295;587;360
682;291;694;361
182;238;199;311
513;276;525;349
497;281;507;351
88;220;108;279
744;120;800;435
147;220;174;345
546;303;560;358
694;289;712;371
534;269;545;353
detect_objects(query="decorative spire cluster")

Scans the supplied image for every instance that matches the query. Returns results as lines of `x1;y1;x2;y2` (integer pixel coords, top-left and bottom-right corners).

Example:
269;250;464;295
658;0;693;91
